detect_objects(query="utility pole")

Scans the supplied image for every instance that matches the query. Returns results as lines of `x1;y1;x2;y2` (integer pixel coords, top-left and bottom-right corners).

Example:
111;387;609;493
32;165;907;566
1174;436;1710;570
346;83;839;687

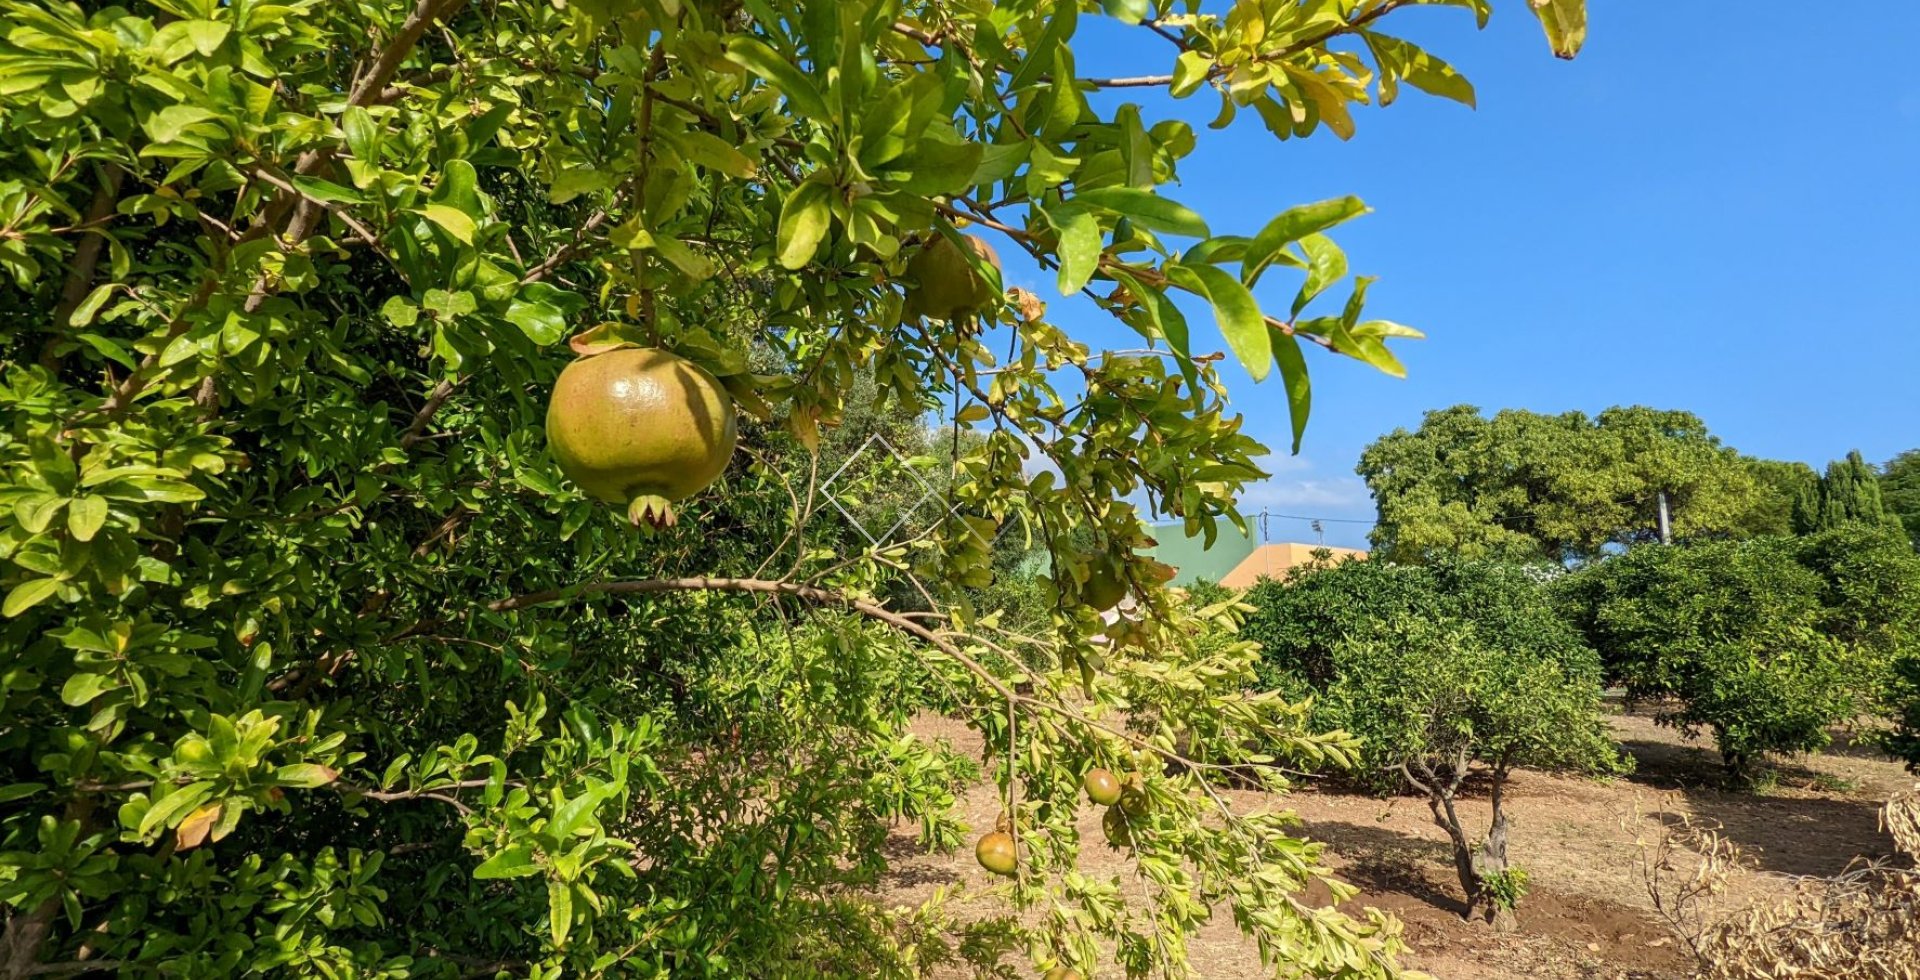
1311;519;1325;546
1657;491;1672;545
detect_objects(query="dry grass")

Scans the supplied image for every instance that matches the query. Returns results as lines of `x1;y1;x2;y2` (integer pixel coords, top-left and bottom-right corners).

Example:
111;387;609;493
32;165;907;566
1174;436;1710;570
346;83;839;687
866;701;1918;979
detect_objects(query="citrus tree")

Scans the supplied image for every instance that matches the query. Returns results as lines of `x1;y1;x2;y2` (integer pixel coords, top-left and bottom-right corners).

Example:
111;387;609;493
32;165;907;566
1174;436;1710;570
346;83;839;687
0;0;1587;976
1242;559;1618;930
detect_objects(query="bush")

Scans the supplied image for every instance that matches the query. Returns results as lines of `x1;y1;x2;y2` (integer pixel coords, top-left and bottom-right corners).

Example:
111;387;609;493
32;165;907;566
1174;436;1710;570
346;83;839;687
1241;559;1618;928
1558;534;1911;774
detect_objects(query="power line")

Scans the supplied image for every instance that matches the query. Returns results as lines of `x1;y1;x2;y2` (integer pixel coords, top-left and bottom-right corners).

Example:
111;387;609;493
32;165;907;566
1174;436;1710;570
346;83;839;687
1261;511;1376;525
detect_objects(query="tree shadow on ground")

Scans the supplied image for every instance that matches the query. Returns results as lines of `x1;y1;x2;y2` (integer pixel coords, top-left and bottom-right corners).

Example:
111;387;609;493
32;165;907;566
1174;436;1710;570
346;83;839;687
878;832;963;888
1293;816;1470;918
1619;736;1896;877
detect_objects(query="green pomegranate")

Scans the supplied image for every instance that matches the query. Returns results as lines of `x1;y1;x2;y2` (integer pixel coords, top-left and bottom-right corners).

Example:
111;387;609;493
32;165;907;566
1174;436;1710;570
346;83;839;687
1100;805;1131;846
975;831;1018;877
1044;968;1083;980
903;233;1002;322
1083;768;1123;807
1082;555;1128;612
546;347;738;528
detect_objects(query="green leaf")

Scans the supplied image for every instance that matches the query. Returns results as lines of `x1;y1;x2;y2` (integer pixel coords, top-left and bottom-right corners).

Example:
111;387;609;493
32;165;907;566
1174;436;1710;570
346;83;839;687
548;880;573;946
725;37;831;121
1292;233;1348;316
59;671;110;707
473;844;540;880
1243;197;1367;285
776;179;831;270
3;578;60;618
1170;51;1211;99
1165;263;1270;381
138;782;213;837
75;333;136;370
0;783;45;804
648;235;716;281
1366;33;1476;108
382;296;420;328
1272;328;1312;453
1530;0;1588;59
1328;318;1407;379
1100;0;1150;25
67;496;107;542
1072;187;1210;239
273;764;339;789
1351;319;1425;340
417;205;476;245
548;169;612;205
1049;205;1101;296
550;785;605;839
67;283;115;328
143;106;220;145
507;298;568;345
290;175;368;205
183;20;230;56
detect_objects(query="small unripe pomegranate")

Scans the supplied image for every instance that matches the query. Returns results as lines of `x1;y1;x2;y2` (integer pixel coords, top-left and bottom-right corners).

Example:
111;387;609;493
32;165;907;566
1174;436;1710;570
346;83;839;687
545;347;738;528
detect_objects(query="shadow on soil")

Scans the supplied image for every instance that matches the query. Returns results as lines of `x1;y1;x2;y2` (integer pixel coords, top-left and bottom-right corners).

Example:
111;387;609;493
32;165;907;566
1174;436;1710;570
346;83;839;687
1294;817;1470;918
1619;735;1897;877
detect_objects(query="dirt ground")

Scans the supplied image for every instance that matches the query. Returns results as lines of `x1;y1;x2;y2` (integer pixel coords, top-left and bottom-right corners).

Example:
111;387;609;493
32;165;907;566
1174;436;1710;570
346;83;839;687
871;700;1917;979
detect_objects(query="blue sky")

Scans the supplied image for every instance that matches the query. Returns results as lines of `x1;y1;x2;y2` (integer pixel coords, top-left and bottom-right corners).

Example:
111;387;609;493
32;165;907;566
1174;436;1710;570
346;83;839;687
989;4;1920;550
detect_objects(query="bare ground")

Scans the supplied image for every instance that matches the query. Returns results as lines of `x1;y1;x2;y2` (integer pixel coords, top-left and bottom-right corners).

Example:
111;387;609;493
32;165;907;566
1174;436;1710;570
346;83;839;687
869;701;1916;979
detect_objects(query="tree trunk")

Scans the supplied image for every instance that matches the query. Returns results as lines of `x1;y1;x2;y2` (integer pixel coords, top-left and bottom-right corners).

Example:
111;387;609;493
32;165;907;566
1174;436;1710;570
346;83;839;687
1474;770;1516;932
1;900;55;980
1426;788;1481;921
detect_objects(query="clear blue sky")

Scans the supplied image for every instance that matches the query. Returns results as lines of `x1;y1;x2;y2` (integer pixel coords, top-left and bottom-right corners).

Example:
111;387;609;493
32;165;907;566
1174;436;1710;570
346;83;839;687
991;5;1920;550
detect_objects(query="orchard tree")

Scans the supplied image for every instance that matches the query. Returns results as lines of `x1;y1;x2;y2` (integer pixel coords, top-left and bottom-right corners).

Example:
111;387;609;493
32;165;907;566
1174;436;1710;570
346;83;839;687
0;0;1588;976
1242;559;1617;931
1358;405;1776;563
1557;536;1896;777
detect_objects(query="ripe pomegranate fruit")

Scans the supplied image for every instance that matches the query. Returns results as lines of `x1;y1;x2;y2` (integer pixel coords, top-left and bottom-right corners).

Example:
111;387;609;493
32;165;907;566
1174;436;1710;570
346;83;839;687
545;347;738;528
975;831;1018;877
1083;768;1123;807
903;233;1002;323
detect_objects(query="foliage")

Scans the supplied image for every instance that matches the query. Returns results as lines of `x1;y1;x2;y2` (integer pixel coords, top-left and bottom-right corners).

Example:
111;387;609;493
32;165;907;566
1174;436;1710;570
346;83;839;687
1877;449;1920;549
0;0;1589;975
1557;531;1920;774
1241;555;1584;695
1241;559;1616;927
1804;450;1900;534
1743;457;1819;537
1357;405;1782;563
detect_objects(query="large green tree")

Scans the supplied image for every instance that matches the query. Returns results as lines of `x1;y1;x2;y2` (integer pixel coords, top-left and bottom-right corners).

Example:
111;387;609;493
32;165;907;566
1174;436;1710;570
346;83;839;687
1358;405;1774;563
0;0;1588;976
1808;449;1898;533
1884;449;1920;549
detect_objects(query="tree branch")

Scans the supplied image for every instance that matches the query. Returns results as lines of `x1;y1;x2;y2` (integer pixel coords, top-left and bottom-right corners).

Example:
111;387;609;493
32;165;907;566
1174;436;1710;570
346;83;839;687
39;166;126;368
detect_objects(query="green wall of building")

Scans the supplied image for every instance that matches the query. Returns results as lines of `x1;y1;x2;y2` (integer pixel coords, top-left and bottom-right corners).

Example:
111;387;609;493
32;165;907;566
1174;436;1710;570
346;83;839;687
1143;520;1256;586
